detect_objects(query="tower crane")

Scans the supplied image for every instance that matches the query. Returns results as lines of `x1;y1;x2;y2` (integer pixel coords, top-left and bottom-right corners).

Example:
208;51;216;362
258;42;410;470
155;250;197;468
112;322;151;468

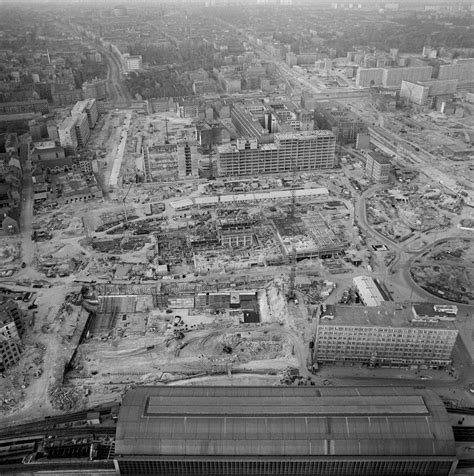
164;118;170;144
122;183;133;229
287;246;297;301
290;156;298;217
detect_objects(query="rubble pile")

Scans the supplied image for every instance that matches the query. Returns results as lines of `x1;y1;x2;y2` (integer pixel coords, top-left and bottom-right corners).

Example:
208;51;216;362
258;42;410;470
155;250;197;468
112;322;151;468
0;388;24;414
235;338;283;359
48;384;80;411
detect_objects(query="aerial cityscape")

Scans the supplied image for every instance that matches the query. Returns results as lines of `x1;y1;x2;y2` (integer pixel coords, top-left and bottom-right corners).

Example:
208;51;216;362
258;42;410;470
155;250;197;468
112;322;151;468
0;0;473;474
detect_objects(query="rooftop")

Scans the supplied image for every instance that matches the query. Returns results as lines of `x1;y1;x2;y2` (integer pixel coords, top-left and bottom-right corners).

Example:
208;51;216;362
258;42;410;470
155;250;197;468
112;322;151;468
319;302;457;330
32;141;57;150
353;275;385;307
412;303;458;319
115;386;455;459
58;116;76;130
71;100;88;115
366;150;391;164
217;142;277;153
274;130;334;140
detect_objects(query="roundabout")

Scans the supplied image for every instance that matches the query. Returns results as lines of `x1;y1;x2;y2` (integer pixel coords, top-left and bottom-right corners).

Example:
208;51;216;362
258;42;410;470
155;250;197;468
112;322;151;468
408;238;474;304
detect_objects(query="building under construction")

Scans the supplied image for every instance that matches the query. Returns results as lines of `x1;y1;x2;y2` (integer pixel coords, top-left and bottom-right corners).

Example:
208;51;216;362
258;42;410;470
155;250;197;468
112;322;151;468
0;299;24;371
273;214;346;259
177;142;199;179
314;102;364;144
219;220;255;248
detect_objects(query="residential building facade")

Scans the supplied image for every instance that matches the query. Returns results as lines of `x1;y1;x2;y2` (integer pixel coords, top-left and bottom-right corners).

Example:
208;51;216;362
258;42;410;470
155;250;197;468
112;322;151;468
0;100;49;115
314;303;458;368
217;131;335;176
0;299;24;372
58;117;78;152
364;150;391;182
74;112;91;148
177;142;199;179
82;79;108;100
72;99;98;129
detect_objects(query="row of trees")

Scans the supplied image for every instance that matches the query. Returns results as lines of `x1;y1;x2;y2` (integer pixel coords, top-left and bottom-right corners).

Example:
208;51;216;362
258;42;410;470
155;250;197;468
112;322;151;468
331;16;474;53
73;59;108;88
125;40;218;99
128;41;216;72
125;69;192;99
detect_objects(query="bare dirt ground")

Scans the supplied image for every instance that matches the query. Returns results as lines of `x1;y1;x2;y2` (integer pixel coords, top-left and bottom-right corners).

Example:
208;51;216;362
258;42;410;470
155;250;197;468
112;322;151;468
2;96;473;426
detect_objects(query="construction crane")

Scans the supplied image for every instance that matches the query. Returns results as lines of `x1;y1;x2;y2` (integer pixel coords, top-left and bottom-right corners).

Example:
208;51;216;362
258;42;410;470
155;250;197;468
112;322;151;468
164;118;170;144
287;246;297;301
290;162;298;217
291;188;296;217
82;216;90;241
208;143;214;180
122;183;133;229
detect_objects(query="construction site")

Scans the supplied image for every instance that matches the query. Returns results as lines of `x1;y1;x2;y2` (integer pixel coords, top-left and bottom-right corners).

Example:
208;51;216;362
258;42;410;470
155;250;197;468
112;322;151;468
410;238;474;304
365;177;462;244
1;89;474;426
64;278;307;403
100;109;204;185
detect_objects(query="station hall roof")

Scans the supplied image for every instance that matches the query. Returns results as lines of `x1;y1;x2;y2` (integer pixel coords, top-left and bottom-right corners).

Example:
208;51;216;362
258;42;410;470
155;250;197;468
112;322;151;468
115;386;455;459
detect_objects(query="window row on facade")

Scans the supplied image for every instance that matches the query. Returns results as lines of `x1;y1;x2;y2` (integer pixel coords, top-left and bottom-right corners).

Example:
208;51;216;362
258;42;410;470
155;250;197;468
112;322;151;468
118;458;454;476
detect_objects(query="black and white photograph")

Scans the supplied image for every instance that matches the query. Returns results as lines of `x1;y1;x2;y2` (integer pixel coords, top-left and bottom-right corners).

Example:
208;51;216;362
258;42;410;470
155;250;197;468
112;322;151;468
0;0;473;474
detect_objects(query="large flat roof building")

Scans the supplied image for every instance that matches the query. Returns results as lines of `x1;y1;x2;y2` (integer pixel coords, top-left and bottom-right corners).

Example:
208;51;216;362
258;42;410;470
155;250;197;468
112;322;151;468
115;385;457;476
400;79;458;105
356;66;433;89
314;102;364;144
382;66;433;88
217;130;335;176
314;302;458;368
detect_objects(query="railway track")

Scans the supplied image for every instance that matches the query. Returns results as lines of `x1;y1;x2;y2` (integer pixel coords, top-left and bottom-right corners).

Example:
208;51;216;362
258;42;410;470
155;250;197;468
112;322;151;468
0;425;116;439
0;430;116;467
0;460;115;473
0;405;118;438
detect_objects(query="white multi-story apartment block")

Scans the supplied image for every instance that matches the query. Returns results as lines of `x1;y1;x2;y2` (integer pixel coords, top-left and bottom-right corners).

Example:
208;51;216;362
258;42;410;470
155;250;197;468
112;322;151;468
363;150;391;183
217;131;335;176
58;117;78;152
356;66;433;88
314;303;458;369
72;99;98;129
73;112;91;148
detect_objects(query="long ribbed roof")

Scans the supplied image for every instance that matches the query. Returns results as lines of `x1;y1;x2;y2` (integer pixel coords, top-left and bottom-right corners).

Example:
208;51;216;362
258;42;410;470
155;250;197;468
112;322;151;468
115;386;455;458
